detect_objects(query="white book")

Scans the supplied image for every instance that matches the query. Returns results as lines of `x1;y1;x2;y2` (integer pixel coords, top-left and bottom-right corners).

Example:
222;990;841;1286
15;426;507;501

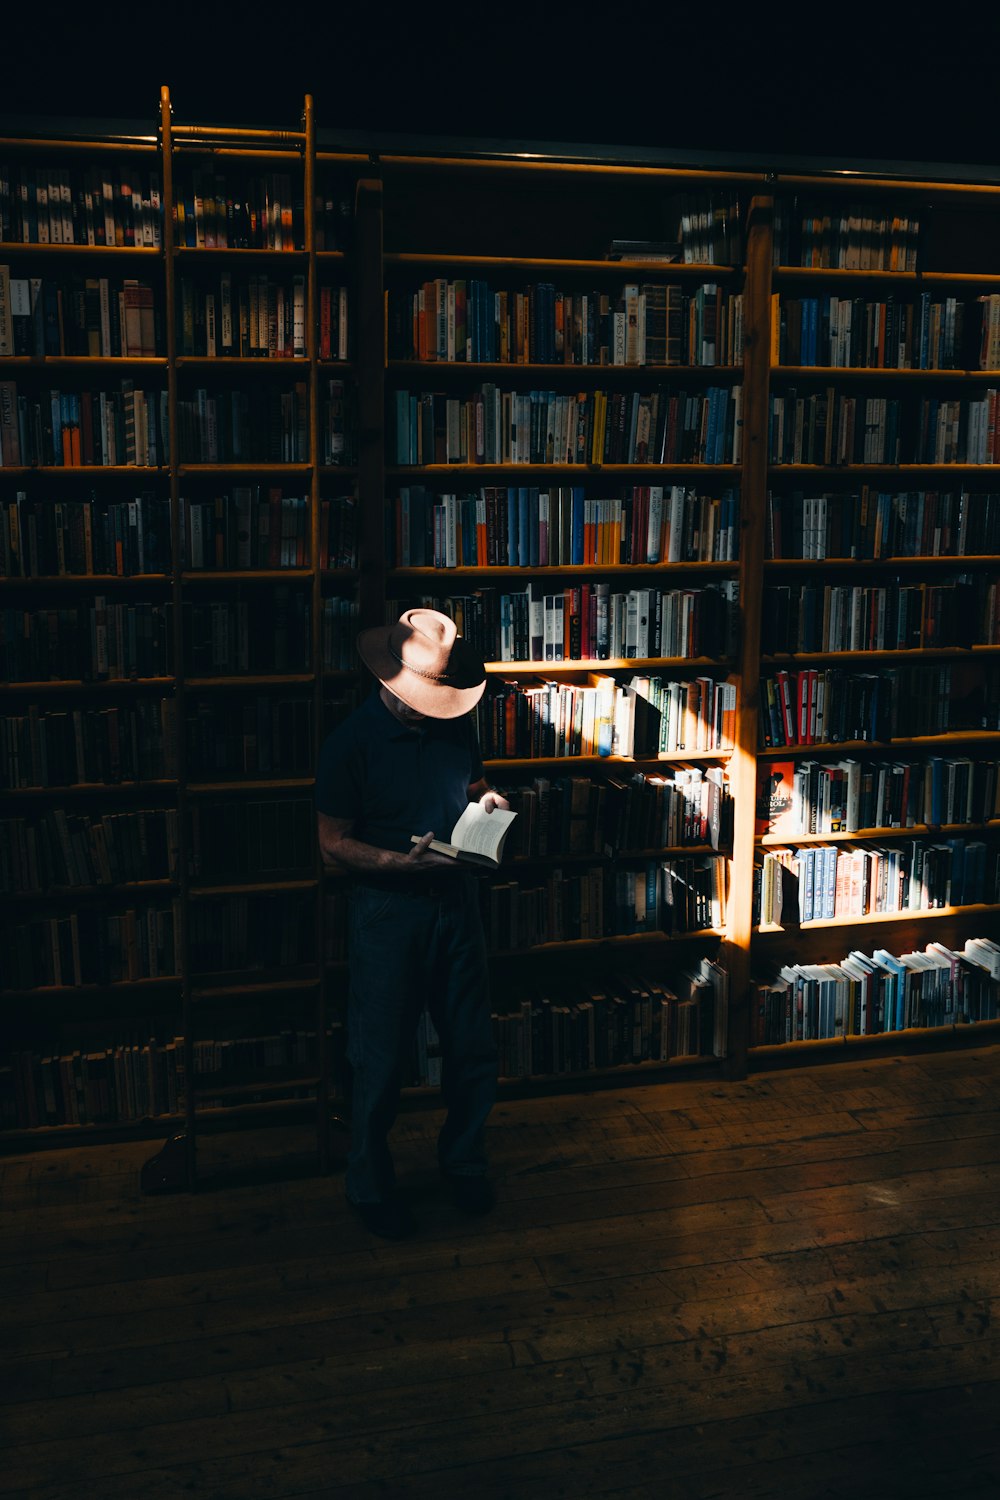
411;802;517;867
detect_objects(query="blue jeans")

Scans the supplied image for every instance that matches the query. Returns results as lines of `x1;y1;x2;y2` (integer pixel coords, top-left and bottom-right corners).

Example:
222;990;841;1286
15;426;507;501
345;875;496;1204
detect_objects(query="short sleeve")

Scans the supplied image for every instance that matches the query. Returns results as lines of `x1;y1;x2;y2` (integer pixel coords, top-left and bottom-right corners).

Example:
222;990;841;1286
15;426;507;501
314;720;363;820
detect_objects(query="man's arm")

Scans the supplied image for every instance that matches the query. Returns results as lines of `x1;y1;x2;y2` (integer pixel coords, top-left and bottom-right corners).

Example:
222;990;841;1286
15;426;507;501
468;777;511;814
317;812;451;874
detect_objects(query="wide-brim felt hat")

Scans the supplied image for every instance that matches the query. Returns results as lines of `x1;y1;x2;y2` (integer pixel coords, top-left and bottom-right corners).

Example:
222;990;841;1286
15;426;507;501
357;607;487;718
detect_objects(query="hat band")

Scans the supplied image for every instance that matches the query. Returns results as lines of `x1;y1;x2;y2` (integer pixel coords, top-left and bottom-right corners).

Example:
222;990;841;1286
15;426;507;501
388;640;456;684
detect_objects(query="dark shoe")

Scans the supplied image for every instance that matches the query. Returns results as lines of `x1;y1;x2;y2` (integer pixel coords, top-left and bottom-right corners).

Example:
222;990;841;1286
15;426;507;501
445;1174;495;1216
347;1194;416;1240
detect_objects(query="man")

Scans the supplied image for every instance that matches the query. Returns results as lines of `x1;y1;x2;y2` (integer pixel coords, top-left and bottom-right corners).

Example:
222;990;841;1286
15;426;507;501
315;607;509;1240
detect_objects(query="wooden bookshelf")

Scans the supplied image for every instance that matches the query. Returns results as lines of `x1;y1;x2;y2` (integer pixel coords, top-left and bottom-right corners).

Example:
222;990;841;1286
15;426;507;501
3;91;1000;1169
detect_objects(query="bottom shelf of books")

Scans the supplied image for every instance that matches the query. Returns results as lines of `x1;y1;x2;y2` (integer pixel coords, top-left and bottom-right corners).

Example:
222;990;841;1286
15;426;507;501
750;933;1000;1049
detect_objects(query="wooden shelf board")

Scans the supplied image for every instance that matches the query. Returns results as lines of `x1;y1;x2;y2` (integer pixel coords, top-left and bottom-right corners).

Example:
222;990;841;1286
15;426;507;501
0;574;172;586
181;569;314;582
183;674;316;687
488;929;722;959
175;356;309;370
758;732;1000;756
764;556;1000;570
191;976;321;1000
388;463;742;478
0;356;167;369
772;365;1000;380
172;247;308;260
761;648;1000;664
386;359;741;377
770;464;1000;477
756;901;1000;936
177;464;312;477
0;781;180;798
759;822;1000;847
484;655;732;673
188;879;319;897
0;678;173;693
0;466;167;477
388;562;737;579
774;267;1000;286
5;879;177;901
384;251;739;274
186;778;315;794
484;752;732;769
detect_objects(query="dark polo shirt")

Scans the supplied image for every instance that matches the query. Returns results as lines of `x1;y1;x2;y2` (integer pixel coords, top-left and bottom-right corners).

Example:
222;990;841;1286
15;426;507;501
315;690;484;855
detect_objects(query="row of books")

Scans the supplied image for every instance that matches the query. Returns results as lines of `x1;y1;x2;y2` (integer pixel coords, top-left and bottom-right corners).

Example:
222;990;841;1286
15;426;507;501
483;960;729;1083
476;675;736;760
497;768;730;860
671;194;744;265
3;600;171;682
3;902;180;989
0;163;162;247
188;798;314;880
182;491;308;569
1;1025;333;1130
765;487;1000;560
176;384;307;464
1;492;172;577
185;694;312;779
758;664;999;747
186;890;315;972
0;945;727;1121
183;592;310;674
485;972;728;1080
173;171;302;251
0;270;159;358
391;385;743;467
0;490;360;578
756;838;998;925
751;937;1000;1046
387;279;743;367
387;484;740;568
770;292;1000;371
0;807;179;894
178;273;308;360
772;200;920;271
0;701;176;789
3;1038;182;1128
760;577;990;654
4;592;317;682
482;854;726;949
769;389;1000;466
0;382;167;468
320;596;359;671
760;755;1000;838
396;580;738;663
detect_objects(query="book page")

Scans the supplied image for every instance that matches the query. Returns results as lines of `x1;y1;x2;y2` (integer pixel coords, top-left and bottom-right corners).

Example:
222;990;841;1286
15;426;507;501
450;801;517;860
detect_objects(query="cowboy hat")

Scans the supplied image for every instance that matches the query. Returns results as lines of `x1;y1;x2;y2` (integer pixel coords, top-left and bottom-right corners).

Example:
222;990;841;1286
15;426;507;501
357;607;486;718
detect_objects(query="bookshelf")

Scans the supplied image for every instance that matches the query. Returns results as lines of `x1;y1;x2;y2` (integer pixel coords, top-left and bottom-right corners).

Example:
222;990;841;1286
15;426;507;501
2;94;999;1178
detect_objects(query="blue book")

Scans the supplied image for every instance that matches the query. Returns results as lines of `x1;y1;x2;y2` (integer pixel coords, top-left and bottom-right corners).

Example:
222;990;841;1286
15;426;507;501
571;486;585;565
872;948;907;1031
506;487;518;566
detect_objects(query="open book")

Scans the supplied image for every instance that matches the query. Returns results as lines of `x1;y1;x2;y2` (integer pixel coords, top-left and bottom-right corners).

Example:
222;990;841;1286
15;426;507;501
411;802;517;867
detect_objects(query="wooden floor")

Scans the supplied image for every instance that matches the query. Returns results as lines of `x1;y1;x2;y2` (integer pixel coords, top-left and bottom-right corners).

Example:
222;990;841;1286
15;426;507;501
2;1046;1000;1500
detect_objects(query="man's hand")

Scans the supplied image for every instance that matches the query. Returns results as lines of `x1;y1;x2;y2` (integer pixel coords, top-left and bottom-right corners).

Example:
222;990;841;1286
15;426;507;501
477;790;511;814
406;832;455;869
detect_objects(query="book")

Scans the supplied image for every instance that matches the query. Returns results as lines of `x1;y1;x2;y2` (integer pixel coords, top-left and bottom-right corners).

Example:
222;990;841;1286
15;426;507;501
411;802;517;867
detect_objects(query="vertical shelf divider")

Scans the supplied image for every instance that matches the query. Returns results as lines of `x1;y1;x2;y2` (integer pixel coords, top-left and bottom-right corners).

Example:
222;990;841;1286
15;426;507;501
722;192;774;1079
